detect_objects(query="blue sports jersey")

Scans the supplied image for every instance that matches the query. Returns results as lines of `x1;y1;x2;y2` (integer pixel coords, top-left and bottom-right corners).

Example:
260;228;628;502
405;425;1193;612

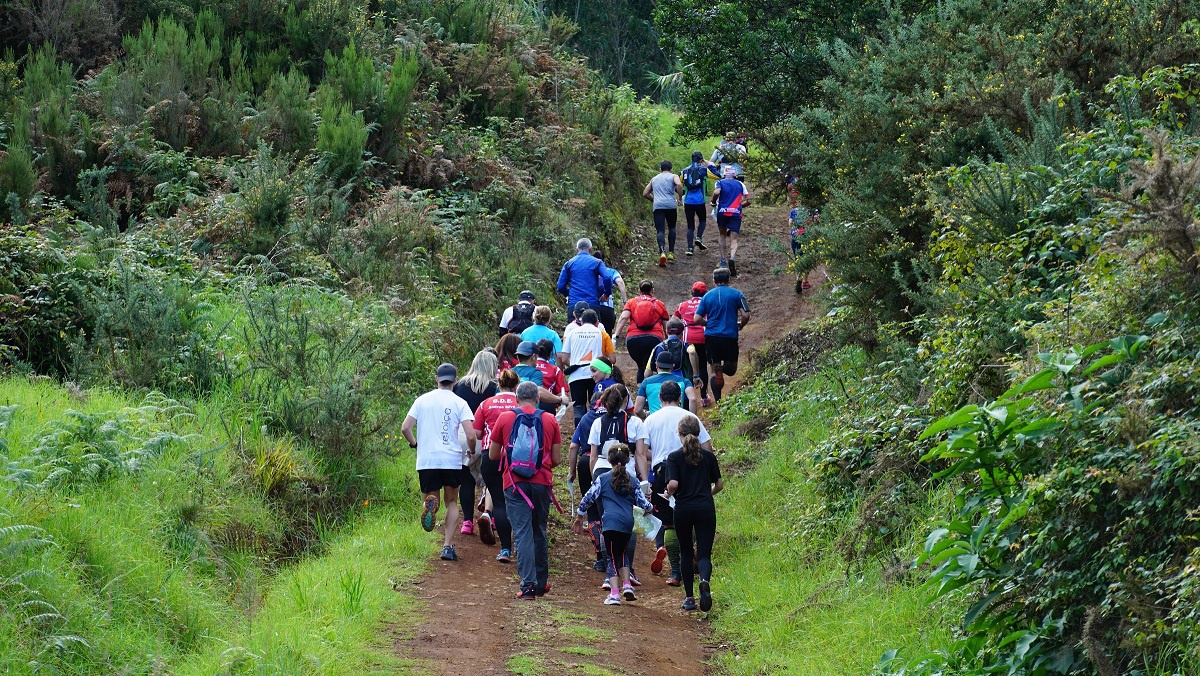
696;286;749;339
715;178;747;216
681;164;708;205
636;372;691;414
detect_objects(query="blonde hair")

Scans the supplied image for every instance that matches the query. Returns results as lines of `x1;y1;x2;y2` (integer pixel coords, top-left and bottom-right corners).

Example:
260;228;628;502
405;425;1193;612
460;350;498;393
533;305;552;325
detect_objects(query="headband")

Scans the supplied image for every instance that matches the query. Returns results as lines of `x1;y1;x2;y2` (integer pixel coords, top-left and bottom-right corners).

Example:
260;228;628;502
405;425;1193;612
589;359;612;375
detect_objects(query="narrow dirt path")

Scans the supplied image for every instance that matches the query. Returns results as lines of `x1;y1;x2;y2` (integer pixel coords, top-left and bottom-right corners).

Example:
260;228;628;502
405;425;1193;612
391;202;819;675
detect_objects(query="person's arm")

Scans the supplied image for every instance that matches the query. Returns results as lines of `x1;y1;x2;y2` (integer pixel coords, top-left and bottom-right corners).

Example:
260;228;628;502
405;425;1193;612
549;442;562;468
556;261;570;297
665;479;679;498
487;415;506;460
460;420;477;456
614;275;627;308
685;385;698;414
712;477;724;496
674;175;684;203
642;180;654;201
601;331;615;358
710;185;721;206
613;309;631;340
401;415;417;448
538;386;561;404
558;350;570;370
634;439;649;481
589;444;600;474
702;439;714;451
738;300;751;329
567;441;579;482
633;395;647;418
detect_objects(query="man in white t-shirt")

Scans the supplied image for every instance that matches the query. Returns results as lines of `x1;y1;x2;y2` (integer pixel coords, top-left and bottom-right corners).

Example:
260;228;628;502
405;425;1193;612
642;380;713;584
560;309;615;422
401;363;476;562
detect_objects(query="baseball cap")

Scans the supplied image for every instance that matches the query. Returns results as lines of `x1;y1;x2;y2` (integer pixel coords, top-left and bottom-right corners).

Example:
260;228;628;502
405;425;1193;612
436;363;457;383
655;351;675;369
515;340;536;357
518;290;535;302
691;281;708;294
573;301;590;317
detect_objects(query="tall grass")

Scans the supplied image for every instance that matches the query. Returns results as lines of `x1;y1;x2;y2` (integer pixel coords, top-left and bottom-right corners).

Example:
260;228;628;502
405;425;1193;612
707;353;960;674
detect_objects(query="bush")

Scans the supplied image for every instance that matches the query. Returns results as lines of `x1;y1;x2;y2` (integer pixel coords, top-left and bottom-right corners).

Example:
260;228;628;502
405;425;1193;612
0;102;36;219
316;100;369;182
260;69;316;156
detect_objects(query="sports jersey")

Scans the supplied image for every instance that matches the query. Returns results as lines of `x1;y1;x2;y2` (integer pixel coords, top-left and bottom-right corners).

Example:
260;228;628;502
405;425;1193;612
473;391;519;449
406;388;474;471
643;406;711;467
561;323;611;384
715;178;748;217
681;163;708;205
520;324;562;356
696;285;749;339
637;372;692;414
675;297;705;345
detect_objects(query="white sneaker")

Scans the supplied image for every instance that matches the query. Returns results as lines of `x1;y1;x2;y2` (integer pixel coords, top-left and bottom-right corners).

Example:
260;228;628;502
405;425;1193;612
604;593;621;606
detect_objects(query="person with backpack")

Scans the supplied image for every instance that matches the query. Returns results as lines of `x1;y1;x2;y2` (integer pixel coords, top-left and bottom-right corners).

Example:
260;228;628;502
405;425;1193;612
574;443;655;605
452;350;500;541
513;341;572;410
556;238;613;316
567;389;609;571
681;151;712;256
562;301;591;340
710;133;747;182
487;381;563;599
561;309;616;422
666;415;723;611
675;282;712;407
498;290;537;337
635;350;698;416
401;363;477;562
588;386;650;587
642;160;684;267
473;369;521;562
520;306;562;357
710;165;751;277
613;279;669;383
643;381;713;587
649;318;696;392
695;266;750;402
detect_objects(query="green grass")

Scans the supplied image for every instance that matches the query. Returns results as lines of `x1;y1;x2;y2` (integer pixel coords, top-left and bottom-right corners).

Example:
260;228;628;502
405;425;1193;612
651;107;722;175
560;646;602;657
0;376;433;675
707;360;960;674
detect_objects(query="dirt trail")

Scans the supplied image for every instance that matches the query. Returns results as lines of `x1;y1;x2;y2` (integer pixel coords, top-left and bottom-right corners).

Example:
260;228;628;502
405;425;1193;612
391;202;819;674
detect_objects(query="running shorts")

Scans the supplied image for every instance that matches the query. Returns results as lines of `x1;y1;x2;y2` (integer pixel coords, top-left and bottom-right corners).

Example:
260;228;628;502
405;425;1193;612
705;335;740;376
418;468;462;493
716;214;742;234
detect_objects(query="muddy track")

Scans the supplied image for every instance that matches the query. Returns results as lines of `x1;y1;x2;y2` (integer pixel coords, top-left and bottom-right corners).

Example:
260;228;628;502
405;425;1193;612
391;202;820;674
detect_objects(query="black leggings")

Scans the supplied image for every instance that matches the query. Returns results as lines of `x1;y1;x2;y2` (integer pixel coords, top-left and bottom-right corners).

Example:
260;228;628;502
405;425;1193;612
604;530;632;572
674;504;716;598
594;304;617;336
626;334;660;383
480;456;512;550
569;378;594;424
653;208;678;253
459;464;476;525
685;204;707;246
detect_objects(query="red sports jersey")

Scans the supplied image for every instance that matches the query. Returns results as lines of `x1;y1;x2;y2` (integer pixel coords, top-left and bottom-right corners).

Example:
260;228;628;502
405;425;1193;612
675;297;706;345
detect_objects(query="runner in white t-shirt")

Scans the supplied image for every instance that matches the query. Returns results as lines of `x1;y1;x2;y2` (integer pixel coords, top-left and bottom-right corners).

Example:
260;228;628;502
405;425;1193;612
641;380;713;585
401;363;476;562
560;308;615;422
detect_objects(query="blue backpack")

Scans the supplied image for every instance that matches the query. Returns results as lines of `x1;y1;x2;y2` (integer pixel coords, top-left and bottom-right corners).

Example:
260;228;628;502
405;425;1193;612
505;410;545;479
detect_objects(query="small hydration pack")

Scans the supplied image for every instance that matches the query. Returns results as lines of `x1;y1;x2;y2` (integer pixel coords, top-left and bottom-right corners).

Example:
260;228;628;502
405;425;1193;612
682;164;706;192
505;410;545;479
508;301;536;334
656;336;693;382
631;296;661;331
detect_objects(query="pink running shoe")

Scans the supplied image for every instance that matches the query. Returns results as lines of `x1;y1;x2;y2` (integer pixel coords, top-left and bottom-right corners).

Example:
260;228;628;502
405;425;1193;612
460;519;475;535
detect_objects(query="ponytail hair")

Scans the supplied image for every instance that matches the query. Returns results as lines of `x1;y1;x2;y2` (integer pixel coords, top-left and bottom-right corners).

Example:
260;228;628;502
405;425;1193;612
607;444;633;495
601;385;625;416
677;415;703;466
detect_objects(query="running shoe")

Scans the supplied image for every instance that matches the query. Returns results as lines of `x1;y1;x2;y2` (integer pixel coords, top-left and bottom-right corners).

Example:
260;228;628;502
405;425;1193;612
702;396;713;408
629;573;642;587
667;252;675;262
728;258;737;277
604;593;622;606
440;545;457;561
460;519;475;535
593;559;607;572
651;547;668;575
658;252;667;267
516;586;538;601
686;249;694;256
699;579;712;611
665;577;682;587
421;495;439;532
719;257;727;268
477;513;496;546
802;278;812;289
711;371;724;392
622;585;637;601
681;597;698;611
496;548;512;563
601;580;612;590
695;239;708;251
536;582;551;597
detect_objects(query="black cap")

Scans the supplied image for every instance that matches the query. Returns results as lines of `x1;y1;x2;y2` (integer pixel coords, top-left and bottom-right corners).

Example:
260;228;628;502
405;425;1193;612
573;301;590;316
515;341;536;357
656;351;675;368
436;363;457;383
519;290;535;302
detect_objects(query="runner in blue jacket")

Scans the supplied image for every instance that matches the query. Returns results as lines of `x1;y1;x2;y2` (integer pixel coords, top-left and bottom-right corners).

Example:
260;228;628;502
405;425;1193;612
557;238;613;309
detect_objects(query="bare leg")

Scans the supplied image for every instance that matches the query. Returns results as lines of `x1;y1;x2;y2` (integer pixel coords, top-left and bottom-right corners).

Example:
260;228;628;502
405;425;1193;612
729;231;739;261
442;486;460;547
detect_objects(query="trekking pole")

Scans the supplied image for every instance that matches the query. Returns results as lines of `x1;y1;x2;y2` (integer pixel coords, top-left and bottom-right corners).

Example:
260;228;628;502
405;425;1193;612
565;476;576;521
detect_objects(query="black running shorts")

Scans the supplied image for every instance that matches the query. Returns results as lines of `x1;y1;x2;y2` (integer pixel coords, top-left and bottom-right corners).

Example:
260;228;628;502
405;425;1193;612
705;335;740;376
418;468;462;493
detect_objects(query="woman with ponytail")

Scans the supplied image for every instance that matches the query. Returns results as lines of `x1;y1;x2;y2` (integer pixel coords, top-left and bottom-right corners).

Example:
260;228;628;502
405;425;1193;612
665;416;723;611
587;384;650;585
574;443;654;606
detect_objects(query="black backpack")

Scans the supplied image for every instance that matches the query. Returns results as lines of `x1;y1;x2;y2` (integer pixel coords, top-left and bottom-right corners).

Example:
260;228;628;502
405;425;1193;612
682;165;706;192
597;412;628;456
656;336;693;383
507;301;536;334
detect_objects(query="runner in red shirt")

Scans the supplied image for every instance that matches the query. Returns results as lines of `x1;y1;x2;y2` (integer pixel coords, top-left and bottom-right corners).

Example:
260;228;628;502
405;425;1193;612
534;339;568;415
488;382;563;599
473;370;520;561
675;281;711;406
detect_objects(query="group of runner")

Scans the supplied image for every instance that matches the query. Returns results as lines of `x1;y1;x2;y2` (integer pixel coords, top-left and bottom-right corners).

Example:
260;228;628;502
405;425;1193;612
400;145;753;612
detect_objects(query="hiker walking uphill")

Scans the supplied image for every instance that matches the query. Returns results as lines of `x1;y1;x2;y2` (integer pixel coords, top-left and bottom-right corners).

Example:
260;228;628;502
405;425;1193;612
520;306;562;357
666;415;723;612
613;279;669;383
694;267;750;402
452;350;500;541
401;363;477;562
591;249;626;335
498;290;537;336
711;166;751;277
488;381;563;600
644;160;684;267
561;309;615;422
557;238;613;317
473;369;521;562
676;282;712;407
575;444;655;606
681;152;712;256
